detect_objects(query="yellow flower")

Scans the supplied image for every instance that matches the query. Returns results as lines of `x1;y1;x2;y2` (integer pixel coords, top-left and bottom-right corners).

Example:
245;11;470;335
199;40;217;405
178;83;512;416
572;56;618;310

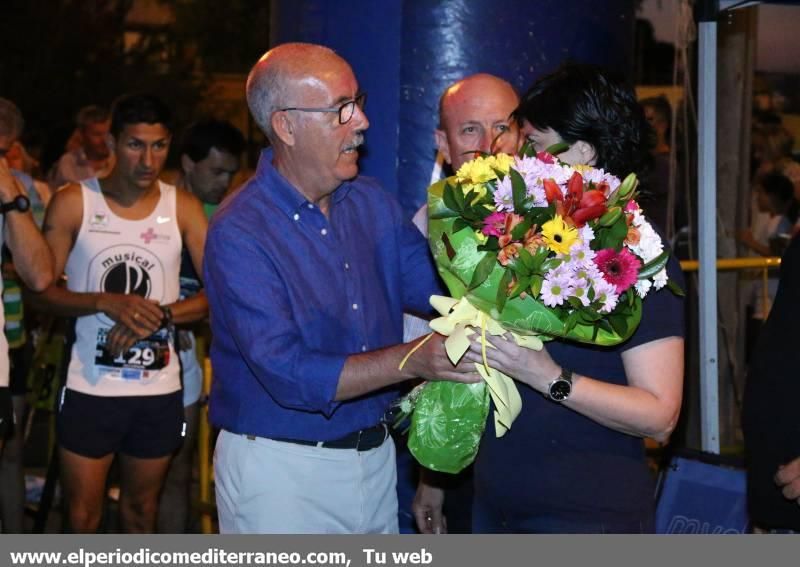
485;153;514;174
572;164;593;175
455;156;498;185
541;215;579;255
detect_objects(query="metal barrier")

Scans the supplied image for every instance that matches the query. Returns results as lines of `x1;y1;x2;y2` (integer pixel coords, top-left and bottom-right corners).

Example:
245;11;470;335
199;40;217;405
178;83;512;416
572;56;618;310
194;256;783;533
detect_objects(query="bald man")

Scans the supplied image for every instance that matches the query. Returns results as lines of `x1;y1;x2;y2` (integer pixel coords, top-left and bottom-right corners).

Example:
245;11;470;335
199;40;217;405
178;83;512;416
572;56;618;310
204;43;480;534
400;74;520;534
409;73;520;234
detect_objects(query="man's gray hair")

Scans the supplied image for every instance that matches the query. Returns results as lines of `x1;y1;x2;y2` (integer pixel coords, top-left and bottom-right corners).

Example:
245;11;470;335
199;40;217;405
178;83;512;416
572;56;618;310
76;105;110;130
245;43;337;141
0;97;24;140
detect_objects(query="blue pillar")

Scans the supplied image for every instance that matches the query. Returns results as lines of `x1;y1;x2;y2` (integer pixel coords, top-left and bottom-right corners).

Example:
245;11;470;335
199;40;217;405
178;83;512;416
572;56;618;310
271;0;635;216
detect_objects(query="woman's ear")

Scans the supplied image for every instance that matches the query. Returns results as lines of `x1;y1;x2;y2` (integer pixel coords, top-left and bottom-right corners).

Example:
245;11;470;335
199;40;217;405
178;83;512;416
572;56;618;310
576;140;597;166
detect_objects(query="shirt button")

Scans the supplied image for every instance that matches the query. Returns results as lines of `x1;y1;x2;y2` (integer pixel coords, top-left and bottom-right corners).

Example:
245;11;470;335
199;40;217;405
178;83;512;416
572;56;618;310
352;303;359;310
293;213;300;221
307;204;314;209
344;262;350;270
361;345;367;352
321;228;328;236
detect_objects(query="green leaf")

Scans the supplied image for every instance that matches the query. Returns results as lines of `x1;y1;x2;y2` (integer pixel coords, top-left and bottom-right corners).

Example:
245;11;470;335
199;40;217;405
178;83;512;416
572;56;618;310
510;218;532;241
452;218;470;234
477;237;500;252
528;246;550;273
468;252;498;290
597;215;629;250
519;138;536;157
452;183;466;209
667;278;686;297
510;168;528;212
608;314;628;337
564;311;581;333
567;297;583;310
463;189;476;207
442;183;461;213
429;209;460;219
638;251;670;280
496;269;513;313
509;275;531;300
542;257;563;272
518;248;536;271
545;141;570;156
530;274;544;297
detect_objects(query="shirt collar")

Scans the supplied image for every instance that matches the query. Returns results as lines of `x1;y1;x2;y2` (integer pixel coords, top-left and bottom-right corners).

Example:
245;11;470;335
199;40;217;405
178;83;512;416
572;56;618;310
255;148;354;218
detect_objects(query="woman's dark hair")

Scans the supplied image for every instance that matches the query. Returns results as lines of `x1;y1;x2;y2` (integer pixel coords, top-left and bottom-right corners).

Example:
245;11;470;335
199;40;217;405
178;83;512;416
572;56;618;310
759;171;796;222
110;93;173;137
515;63;651;178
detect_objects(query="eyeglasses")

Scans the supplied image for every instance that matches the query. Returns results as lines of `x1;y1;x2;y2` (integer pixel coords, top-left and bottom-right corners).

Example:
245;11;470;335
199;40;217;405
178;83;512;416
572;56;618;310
279;93;367;125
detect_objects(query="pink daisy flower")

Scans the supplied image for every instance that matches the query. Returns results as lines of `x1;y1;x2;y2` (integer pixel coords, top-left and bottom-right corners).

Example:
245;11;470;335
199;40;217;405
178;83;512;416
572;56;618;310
593;248;641;294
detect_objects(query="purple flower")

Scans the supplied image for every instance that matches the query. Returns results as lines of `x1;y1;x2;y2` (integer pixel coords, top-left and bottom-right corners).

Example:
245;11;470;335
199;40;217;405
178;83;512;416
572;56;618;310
481;211;507;237
493;176;514;212
541;274;572;307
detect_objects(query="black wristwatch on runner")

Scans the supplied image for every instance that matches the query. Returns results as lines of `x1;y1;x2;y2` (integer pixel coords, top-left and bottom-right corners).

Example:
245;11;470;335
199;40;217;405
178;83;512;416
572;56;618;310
0;194;30;215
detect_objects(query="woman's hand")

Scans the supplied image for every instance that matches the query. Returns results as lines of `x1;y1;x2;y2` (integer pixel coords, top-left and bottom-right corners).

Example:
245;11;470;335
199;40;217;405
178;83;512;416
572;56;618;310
462;335;561;393
413;475;448;534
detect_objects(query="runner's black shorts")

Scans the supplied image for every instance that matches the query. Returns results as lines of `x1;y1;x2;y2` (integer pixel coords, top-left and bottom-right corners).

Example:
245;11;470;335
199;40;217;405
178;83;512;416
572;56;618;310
56;388;184;459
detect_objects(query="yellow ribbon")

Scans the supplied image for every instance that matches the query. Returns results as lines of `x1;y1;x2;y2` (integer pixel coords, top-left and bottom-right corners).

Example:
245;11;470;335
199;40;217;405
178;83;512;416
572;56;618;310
426;295;543;437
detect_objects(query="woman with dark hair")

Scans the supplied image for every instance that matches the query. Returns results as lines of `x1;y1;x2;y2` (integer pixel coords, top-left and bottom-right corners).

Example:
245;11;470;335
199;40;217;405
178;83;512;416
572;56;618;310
414;64;685;534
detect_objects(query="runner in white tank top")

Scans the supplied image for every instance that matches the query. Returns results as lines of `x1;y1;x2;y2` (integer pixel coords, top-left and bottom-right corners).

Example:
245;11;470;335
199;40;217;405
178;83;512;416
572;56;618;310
35;94;208;533
64;178;182;396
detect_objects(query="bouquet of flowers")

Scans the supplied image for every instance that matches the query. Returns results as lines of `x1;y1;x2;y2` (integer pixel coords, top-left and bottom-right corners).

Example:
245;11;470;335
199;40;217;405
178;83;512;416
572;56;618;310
399;144;682;473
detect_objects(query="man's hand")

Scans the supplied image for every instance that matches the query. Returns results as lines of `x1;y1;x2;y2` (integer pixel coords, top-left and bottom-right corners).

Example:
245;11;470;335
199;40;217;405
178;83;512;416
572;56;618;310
105;322;141;357
775;457;800;504
0;158;24;202
97;294;163;337
413;475;447;534
404;333;482;384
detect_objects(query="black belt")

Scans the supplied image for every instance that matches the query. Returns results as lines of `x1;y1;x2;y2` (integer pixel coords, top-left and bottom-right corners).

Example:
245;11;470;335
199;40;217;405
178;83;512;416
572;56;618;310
249;423;388;452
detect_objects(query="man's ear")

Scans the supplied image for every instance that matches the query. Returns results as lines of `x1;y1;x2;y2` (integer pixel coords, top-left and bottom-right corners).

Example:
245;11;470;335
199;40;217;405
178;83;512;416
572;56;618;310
434;128;451;166
271;111;295;146
576;140;597;166
180;154;195;175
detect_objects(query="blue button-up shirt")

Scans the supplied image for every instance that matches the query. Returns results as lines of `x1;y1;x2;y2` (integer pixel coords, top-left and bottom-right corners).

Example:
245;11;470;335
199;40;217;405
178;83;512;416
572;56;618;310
204;149;442;441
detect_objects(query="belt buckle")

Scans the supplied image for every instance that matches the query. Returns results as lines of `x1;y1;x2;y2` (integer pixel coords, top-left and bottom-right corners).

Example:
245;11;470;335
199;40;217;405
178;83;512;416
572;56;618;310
355;429;365;451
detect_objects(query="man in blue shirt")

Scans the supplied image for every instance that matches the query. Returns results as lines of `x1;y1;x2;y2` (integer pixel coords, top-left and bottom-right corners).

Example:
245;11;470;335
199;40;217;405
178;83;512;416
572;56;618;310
204;42;480;534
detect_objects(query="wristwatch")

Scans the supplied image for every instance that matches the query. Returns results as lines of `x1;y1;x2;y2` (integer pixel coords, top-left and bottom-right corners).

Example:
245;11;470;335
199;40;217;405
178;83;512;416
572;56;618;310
0;194;30;215
546;367;573;402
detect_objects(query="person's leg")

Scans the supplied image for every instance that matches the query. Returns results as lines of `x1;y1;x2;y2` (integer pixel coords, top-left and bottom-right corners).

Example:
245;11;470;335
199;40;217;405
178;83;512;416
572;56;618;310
119;391;183;534
157;402;199;533
118;453;173;533
59;447;114;533
0;395;26;532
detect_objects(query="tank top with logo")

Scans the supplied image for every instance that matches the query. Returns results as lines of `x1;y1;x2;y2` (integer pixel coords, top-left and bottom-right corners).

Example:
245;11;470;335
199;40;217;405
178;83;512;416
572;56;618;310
65;179;182;396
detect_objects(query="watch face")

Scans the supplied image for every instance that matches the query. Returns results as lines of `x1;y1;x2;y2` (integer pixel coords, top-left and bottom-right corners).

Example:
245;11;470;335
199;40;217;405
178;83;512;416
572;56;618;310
549;379;571;401
15;195;30;212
